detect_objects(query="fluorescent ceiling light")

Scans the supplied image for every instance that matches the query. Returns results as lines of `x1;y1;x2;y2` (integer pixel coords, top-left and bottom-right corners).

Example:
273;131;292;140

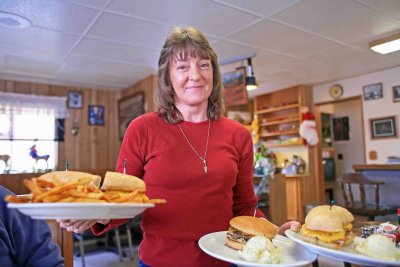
369;33;400;54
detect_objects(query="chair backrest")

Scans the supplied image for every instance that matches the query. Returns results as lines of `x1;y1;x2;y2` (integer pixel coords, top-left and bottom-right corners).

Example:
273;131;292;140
337;172;385;208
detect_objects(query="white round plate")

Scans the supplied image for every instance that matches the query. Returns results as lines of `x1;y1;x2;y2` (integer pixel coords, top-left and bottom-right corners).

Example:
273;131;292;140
285;230;400;267
8;202;154;219
198;231;317;267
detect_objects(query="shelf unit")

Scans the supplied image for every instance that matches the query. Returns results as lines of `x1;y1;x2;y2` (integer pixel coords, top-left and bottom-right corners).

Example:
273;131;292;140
254;85;312;148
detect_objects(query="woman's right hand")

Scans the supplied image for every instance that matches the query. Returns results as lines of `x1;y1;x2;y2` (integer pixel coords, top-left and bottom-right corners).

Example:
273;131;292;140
56;219;110;234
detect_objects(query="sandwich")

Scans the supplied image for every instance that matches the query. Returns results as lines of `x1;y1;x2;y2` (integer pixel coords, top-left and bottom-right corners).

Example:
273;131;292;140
101;171;146;192
226;216;277;250
38;171;101;187
301;205;354;249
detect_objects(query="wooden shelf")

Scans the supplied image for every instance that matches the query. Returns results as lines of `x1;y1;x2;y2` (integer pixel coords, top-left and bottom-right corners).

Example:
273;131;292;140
265;142;304;148
260;117;299;126
261;130;298;137
256;103;299;115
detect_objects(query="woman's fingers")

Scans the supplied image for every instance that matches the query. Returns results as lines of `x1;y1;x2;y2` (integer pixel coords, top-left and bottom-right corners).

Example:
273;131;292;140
277;221;301;235
70;220;97;234
56;219;97;233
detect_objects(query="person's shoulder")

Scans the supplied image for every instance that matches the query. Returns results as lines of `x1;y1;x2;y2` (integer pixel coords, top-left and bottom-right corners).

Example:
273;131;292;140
0;186;12;199
218;116;250;132
138;112;166;125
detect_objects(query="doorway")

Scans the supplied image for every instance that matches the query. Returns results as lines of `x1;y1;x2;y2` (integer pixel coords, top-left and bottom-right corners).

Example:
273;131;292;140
315;96;366;205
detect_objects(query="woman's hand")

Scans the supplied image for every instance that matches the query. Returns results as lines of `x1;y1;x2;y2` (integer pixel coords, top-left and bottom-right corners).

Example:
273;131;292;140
56;219;110;234
277;220;301;236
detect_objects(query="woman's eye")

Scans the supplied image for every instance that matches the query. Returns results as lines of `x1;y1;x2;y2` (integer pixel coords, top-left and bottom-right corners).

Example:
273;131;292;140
200;63;210;68
177;65;187;70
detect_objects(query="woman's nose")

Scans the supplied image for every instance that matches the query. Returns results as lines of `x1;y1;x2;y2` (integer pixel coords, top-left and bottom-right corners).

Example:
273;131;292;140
189;66;200;81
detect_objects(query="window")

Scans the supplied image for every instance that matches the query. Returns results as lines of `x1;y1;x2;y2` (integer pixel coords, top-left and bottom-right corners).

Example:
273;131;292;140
0;92;67;173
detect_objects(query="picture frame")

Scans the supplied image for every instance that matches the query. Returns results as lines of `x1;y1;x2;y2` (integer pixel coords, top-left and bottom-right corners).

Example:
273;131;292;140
332;116;350;142
363;83;383;101
118;92;145;140
222;67;248;107
369;116;397;139
393;85;400;102
67;91;83;109
88;105;105;126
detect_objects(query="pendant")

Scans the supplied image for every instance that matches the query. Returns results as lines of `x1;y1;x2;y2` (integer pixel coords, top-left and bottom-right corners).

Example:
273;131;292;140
202;159;207;174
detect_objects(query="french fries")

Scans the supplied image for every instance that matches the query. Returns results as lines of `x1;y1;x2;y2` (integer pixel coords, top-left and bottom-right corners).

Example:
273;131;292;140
5;176;166;204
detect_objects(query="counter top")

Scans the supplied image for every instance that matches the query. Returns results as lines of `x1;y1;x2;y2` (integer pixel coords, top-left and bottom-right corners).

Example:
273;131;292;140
353;164;400;171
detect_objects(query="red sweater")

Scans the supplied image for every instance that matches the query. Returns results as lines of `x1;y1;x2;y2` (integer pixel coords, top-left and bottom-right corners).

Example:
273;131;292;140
93;112;263;266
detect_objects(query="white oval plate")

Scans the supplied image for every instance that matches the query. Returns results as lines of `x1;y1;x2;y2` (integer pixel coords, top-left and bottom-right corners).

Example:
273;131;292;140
8;202;154;219
198;231;317;267
285;230;400;267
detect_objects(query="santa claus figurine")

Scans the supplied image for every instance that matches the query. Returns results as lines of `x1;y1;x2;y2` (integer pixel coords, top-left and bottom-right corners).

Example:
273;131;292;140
299;107;319;146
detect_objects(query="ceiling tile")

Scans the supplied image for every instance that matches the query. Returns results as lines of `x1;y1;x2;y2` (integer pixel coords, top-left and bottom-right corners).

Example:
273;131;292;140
306;45;395;75
357;0;400;21
72;37;159;68
107;0;261;36
272;0;400;44
58;67;136;88
226;19;338;58
0;26;80;55
0;43;64;63
5;55;61;76
64;0;111;9
0;0;101;34
64;55;154;78
212;40;260;65
87;12;170;50
214;0;299;17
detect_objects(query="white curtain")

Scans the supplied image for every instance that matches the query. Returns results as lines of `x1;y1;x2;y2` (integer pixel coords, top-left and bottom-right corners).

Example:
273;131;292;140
0;92;68;118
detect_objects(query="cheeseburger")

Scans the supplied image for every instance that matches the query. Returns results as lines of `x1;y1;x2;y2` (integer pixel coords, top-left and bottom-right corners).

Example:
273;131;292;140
301;205;354;249
226;216;277;250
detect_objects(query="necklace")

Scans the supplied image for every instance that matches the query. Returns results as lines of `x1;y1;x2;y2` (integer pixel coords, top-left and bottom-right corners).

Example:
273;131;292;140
177;119;210;174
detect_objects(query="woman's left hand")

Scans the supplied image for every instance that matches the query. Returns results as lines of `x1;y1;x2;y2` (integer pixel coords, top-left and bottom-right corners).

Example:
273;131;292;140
277;220;301;236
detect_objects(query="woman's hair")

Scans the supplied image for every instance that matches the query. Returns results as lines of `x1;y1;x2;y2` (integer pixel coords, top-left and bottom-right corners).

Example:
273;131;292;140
156;27;224;123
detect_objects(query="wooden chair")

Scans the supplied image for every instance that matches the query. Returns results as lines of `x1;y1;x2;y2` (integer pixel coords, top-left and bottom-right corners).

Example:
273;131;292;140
337;173;397;221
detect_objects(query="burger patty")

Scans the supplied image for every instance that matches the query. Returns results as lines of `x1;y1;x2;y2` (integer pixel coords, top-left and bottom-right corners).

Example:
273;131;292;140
226;227;253;243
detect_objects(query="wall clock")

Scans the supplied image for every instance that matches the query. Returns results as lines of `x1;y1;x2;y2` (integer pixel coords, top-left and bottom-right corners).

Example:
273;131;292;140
329;84;343;99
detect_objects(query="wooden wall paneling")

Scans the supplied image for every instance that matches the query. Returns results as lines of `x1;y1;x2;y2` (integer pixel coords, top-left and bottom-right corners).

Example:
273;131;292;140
286;176;302;221
107;92;119;169
15;81;30;94
268;174;287;226
95;90;110;170
0;79;6;91
77;88;91;170
49;85;67;96
6;80;14;91
121;75;157;113
36;83;50;95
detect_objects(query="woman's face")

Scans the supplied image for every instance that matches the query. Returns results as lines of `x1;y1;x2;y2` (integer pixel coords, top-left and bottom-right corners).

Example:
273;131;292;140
169;54;213;110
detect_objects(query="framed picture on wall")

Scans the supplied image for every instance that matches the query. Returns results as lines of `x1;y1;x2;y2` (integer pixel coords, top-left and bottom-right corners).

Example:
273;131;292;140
393;85;400;102
369;116;397;139
222;67;248;107
363;83;383;101
88;105;105;126
332;116;350;141
118;92;145;140
67;91;83;109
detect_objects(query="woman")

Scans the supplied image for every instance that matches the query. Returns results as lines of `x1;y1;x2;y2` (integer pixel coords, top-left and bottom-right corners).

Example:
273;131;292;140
59;27;299;266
